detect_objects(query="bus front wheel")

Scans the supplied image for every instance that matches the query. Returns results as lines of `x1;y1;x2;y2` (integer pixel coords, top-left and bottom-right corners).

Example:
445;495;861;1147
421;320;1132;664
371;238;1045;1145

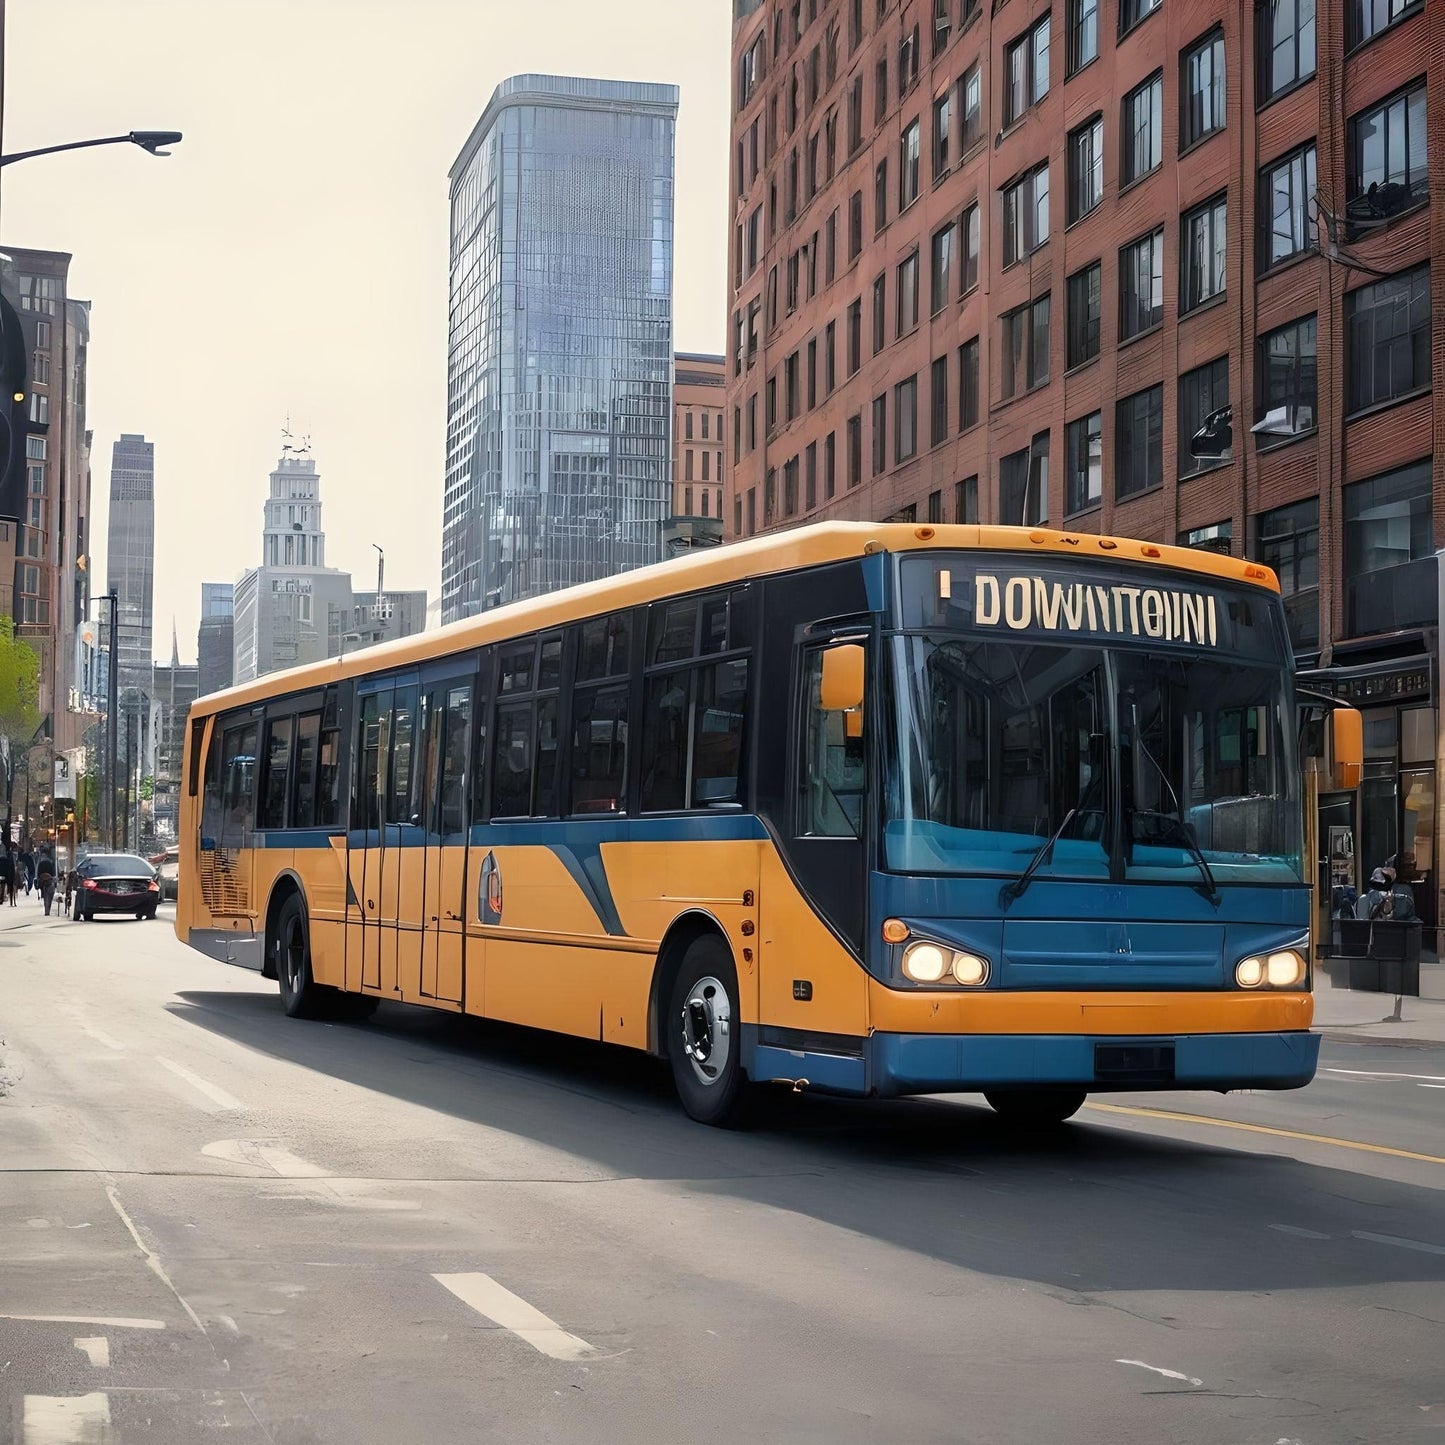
275;894;329;1020
668;936;751;1128
984;1089;1087;1126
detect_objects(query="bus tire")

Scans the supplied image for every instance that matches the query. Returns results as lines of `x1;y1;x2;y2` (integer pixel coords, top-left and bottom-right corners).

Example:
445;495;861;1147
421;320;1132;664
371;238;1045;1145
667;935;751;1128
984;1088;1086;1126
274;893;330;1020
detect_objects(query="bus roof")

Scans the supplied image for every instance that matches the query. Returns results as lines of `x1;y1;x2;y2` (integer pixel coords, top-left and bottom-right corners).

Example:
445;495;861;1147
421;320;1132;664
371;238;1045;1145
192;521;1281;716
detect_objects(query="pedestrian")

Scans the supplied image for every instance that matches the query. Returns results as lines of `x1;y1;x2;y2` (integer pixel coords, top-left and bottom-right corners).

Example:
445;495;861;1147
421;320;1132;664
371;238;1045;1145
0;847;13;907
18;843;33;896
1355;867;1394;921
34;846;56;917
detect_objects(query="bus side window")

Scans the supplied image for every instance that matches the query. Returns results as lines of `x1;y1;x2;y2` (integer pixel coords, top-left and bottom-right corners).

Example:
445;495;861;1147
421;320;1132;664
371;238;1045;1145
220;723;259;851
314;688;341;828
571;685;629;814
259;717;294;830
801;648;866;838
692;659;748;806
439;687;471;835
200;722;224;847
356;694;385;831
641;672;690;811
292;712;322;828
388;685;418;825
492;702;534;817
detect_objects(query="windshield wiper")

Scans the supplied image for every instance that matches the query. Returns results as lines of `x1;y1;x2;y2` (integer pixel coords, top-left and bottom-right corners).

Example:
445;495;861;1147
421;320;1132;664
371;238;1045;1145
999;808;1076;910
1130;729;1221;906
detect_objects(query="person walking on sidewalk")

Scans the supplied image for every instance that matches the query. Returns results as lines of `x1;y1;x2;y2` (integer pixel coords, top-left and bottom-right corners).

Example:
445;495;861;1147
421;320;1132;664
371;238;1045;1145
0;847;14;907
34;846;56;917
18;843;34;896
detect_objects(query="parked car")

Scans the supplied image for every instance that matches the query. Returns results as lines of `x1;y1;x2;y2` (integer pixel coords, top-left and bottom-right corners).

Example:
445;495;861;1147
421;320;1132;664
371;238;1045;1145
157;846;180;902
72;853;162;921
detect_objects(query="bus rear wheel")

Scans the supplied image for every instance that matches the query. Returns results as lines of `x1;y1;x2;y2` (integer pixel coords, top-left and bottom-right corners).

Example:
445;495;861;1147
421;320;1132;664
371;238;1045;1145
984;1089;1087;1126
667;935;751;1128
275;894;331;1020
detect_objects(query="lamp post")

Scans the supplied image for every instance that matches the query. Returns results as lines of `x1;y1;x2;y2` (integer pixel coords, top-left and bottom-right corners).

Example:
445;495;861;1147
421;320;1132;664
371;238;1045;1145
0;130;183;169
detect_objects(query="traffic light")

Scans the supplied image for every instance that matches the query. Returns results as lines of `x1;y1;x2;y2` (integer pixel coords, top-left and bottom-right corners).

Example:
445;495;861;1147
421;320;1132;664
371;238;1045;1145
0;291;28;522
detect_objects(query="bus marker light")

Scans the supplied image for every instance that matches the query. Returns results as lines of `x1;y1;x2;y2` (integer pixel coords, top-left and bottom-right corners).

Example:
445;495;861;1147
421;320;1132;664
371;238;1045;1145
882;918;909;945
902;942;948;982
1141;545;1161;557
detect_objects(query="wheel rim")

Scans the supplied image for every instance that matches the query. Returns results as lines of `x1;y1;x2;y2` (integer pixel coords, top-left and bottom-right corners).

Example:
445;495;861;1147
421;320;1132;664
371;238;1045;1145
283;914;306;994
679;974;732;1087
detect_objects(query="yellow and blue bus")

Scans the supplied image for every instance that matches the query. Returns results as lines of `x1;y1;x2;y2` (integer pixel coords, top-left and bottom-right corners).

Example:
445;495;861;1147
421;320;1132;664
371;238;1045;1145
177;523;1357;1126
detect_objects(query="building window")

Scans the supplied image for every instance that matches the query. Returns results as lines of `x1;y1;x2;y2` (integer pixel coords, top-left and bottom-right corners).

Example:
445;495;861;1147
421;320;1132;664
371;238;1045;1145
895;375;918;463
899;24;920;95
28;393;48;425
1004;14;1051;127
1343;461;1434;635
1119;227;1164;340
848;190;863;258
899;119;921;209
932;89;952;179
927;489;943;524
1181;194;1227;312
1347;81;1429;236
31;352;50;385
739;34;765;108
685;450;694;481
1000;433;1050;526
824;431;836;499
1258;143;1317;271
825;210;836;281
1065;412;1102;515
1000;293;1050;400
847;413;862;488
704;450;713;481
805;443;817;510
27;463;44;494
875;53;888;125
955;475;979;524
874;158;888;232
930;355;949;446
1257;0;1315;106
825;319;836;393
933;0;951;55
1001;163;1049;266
784;457;799;517
958;336;979;431
930;222;955;314
1350;0;1424;50
1067;115;1103;223
959;64;982;150
960;202;980;292
896;250;920;334
847;298;862;374
1257;314;1317;441
848;74;863;152
1182;29;1225;148
872;273;886;353
17;275;58;314
1180;522;1233;555
34;321;50;349
1120;0;1161;35
1116;384;1163;497
1346;265;1431;414
1178;357;1232;478
685;411;694;440
1121;73;1162;185
871;394;887;474
1069;0;1098;74
1255;498;1319;650
1066;261;1101;368
785;352;799;419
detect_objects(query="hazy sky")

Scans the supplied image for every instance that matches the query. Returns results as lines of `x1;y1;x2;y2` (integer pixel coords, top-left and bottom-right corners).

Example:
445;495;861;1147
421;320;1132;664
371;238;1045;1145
3;0;730;663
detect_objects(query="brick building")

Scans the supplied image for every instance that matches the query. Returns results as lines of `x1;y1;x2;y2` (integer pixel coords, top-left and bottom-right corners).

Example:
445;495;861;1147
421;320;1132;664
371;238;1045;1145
726;0;1444;960
671;352;727;523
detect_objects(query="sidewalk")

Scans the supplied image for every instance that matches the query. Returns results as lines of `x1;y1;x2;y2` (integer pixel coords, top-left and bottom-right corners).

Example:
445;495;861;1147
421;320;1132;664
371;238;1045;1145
1311;980;1445;1047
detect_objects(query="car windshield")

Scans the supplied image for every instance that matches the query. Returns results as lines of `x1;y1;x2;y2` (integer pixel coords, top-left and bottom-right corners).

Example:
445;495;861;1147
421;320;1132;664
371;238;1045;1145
885;556;1302;887
85;854;155;876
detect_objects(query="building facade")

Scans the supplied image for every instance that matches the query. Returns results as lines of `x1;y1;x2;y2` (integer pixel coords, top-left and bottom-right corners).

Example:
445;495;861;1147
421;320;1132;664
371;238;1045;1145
1;248;95;757
196;581;234;697
344;588;429;653
233;448;354;683
149;630;197;842
442;75;679;620
672;352;728;523
105;433;154;698
726;0;1444;960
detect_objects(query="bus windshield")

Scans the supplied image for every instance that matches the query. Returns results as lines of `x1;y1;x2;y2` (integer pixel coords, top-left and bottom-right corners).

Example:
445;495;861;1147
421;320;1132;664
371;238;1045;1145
885;557;1301;886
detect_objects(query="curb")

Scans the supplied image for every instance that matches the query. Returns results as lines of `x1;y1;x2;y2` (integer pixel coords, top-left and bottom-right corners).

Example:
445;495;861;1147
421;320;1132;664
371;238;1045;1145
1318;1028;1443;1049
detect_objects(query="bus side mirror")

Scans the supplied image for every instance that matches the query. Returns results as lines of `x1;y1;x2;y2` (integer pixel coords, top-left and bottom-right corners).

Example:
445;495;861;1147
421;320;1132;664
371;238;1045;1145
820;644;865;713
1331;707;1362;790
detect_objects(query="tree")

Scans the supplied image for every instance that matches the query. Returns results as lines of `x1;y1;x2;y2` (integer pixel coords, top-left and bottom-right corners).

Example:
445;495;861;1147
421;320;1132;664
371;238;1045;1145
0;615;41;841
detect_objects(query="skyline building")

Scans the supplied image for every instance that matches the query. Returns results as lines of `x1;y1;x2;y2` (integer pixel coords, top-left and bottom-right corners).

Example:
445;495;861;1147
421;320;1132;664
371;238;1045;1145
105;432;154;701
725;0;1444;959
232;446;353;684
665;351;726;556
196;582;234;697
441;74;679;620
149;627;197;841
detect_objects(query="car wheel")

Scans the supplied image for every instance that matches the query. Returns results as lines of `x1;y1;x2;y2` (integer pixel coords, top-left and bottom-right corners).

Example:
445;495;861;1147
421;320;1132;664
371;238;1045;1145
145;906;158;920
667;933;752;1128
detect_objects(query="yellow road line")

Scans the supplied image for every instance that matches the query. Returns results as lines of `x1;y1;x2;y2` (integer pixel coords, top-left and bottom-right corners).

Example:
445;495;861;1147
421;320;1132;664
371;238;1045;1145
1083;1101;1445;1167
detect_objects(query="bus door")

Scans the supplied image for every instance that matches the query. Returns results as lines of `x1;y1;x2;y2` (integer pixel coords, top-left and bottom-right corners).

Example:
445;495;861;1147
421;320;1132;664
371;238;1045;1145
382;674;423;998
200;712;260;923
348;680;392;992
415;668;474;1006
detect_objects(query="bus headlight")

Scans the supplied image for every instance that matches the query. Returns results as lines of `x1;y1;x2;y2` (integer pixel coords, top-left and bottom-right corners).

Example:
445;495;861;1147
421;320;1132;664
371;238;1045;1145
901;942;949;982
1265;950;1306;988
1235;956;1265;988
950;952;989;986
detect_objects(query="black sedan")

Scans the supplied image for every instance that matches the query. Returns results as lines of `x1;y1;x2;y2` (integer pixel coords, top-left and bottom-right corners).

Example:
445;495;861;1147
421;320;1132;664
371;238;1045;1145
72;854;162;921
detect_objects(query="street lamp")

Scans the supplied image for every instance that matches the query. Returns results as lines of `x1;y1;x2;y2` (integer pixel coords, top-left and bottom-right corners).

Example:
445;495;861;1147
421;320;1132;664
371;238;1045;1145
0;130;183;168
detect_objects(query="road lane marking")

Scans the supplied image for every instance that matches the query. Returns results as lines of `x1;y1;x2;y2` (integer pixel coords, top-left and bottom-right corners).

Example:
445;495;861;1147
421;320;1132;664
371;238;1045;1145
104;1185;208;1336
1116;1359;1202;1388
1084;1101;1445;1166
0;1315;163;1330
157;1058;245;1113
202;1138;327;1176
1325;1068;1445;1083
22;1392;111;1443
78;1024;124;1051
433;1273;593;1361
1269;1223;1330;1239
73;1337;109;1368
1352;1230;1445;1257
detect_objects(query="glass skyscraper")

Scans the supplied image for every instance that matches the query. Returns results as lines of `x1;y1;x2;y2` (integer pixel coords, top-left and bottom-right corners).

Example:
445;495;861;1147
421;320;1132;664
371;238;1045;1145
105;433;155;696
442;75;678;621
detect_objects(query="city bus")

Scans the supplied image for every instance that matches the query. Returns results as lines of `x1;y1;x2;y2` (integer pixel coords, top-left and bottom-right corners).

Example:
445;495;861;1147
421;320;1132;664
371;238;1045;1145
177;523;1361;1127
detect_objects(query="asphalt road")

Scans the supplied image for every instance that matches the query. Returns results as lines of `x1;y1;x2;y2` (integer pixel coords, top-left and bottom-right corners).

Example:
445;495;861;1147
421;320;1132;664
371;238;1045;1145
1;905;1442;1444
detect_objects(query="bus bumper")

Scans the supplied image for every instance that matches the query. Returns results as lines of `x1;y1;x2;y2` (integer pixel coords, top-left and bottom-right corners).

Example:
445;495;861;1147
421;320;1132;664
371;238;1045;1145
867;1029;1320;1098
